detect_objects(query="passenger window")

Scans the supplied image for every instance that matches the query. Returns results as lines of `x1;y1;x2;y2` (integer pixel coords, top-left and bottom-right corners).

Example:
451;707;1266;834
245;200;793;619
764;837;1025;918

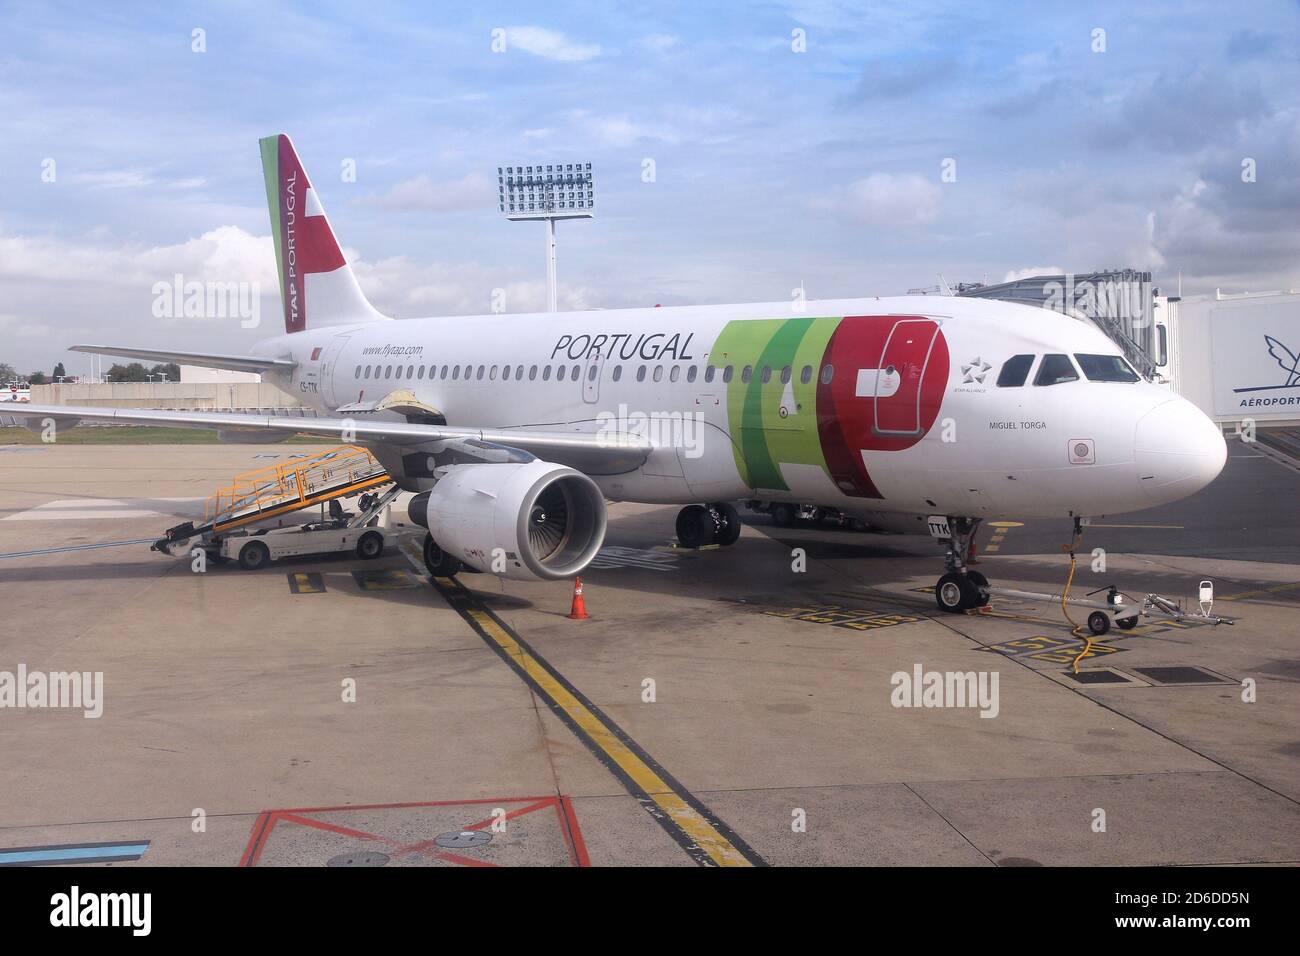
636;365;647;382
543;366;551;381
502;365;511;381
588;364;598;381
741;365;753;383
670;366;681;383
780;365;791;384
529;365;538;380
354;365;361;379
407;365;415;378
705;365;716;383
452;366;460;380
516;365;524;380
417;366;425;380
1035;353;1079;386
364;365;372;379
490;365;498;381
385;365;393;378
557;365;566;381
571;364;580;381
801;365;812;384
996;354;1034;387
761;366;772;384
820;365;833;384
477;365;485;380
612;365;622;382
723;365;733;383
1075;353;1140;383
440;365;448;379
653;366;664;382
687;366;697;383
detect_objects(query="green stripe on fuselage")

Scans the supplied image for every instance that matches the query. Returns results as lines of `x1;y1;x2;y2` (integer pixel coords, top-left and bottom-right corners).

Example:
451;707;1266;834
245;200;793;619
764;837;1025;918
712;316;840;491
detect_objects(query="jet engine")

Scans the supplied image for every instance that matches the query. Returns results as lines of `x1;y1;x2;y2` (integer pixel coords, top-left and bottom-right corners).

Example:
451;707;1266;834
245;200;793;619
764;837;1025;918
408;460;607;580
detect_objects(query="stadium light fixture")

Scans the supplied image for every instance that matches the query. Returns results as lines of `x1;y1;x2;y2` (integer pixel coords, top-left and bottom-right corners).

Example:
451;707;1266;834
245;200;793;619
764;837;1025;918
498;162;595;313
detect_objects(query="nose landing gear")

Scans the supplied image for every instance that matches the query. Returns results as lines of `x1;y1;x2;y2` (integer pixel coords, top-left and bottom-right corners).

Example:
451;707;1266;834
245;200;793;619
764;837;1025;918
933;517;989;613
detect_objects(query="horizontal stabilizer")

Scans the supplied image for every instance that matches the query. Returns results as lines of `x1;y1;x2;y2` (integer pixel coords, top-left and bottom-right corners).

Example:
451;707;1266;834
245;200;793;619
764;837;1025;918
69;345;296;374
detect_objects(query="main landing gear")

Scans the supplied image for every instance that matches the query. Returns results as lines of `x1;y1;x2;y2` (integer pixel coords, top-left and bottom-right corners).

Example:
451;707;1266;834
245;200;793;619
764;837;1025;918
675;502;742;549
934;517;990;613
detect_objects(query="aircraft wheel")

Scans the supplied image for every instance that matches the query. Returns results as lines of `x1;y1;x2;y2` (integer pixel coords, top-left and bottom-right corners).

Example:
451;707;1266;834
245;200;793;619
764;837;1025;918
676;505;716;549
1087;611;1111;636
770;503;796;527
356;531;384;560
711;503;742;546
935;572;978;613
423;533;462;577
965;569;990;607
238;541;270;571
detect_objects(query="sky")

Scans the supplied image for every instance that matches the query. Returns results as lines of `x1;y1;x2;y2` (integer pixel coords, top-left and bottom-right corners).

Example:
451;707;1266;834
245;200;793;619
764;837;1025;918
1;0;1297;375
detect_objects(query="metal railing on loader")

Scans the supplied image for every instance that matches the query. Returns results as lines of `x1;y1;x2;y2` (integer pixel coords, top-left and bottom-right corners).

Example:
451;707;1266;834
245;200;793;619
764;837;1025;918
152;446;390;554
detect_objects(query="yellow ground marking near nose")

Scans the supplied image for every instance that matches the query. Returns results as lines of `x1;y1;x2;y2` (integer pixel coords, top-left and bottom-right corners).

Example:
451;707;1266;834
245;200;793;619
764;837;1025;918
402;540;761;867
460;605;753;867
988;521;1024;528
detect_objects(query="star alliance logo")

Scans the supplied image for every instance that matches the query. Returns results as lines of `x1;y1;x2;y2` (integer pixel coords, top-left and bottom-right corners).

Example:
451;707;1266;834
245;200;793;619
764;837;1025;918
961;357;992;384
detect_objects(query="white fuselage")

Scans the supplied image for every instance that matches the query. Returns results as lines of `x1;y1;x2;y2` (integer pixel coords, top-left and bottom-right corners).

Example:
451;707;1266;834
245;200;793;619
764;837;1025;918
250;295;1227;522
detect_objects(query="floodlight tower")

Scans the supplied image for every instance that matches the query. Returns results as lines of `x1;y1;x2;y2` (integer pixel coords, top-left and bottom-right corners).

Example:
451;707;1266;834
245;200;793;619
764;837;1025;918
498;162;595;312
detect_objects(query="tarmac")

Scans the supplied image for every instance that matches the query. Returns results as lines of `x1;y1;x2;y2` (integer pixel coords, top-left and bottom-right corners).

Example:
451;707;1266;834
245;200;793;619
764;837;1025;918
0;439;1296;866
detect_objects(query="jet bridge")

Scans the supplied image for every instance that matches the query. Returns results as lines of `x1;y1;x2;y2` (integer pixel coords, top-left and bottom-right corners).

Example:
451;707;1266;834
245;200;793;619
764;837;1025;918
153;445;391;554
956;269;1160;379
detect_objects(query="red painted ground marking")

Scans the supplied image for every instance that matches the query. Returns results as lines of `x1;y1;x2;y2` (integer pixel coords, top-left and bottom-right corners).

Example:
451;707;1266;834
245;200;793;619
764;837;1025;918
239;795;589;867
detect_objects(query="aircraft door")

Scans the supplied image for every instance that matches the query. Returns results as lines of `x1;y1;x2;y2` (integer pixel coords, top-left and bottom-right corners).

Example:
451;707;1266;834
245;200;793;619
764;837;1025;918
582;348;605;404
319;334;351;409
873;318;941;436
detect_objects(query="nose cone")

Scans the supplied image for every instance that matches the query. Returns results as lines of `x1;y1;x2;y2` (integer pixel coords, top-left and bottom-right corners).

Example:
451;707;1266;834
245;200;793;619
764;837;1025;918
1134;398;1227;503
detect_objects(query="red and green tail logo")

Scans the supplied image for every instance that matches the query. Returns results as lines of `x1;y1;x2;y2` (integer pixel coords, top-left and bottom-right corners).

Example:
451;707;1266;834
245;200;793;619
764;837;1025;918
259;134;348;333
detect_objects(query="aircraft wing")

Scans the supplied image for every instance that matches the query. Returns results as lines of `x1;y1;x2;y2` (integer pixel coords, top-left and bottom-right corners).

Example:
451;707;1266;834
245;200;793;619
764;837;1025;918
15;404;654;475
69;344;297;374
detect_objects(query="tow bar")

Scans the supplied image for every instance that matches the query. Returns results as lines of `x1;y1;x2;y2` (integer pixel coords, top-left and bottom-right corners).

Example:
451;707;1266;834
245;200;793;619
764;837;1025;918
986;580;1235;636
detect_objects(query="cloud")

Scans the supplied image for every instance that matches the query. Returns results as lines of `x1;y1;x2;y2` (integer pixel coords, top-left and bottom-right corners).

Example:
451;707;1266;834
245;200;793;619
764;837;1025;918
361;173;495;215
1085;68;1271;152
849;55;958;102
813;173;942;226
636;34;680;54
0;225;275;287
1002;266;1065;282
0;219;601;372
351;255;594;316
505;26;600;62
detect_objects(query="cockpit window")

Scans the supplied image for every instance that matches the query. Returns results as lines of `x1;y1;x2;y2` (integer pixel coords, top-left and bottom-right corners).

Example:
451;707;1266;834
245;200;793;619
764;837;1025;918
996;354;1034;387
1075;353;1140;383
1034;353;1079;386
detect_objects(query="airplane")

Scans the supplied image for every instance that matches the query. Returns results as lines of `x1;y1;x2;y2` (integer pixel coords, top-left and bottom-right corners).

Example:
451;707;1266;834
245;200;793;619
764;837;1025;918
19;134;1228;612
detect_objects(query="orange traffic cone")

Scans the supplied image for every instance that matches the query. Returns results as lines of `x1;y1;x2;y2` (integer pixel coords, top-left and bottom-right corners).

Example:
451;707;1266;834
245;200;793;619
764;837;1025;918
567;576;589;620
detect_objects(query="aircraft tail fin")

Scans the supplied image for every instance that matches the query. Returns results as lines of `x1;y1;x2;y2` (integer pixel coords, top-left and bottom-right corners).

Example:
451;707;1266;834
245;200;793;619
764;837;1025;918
259;133;387;334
